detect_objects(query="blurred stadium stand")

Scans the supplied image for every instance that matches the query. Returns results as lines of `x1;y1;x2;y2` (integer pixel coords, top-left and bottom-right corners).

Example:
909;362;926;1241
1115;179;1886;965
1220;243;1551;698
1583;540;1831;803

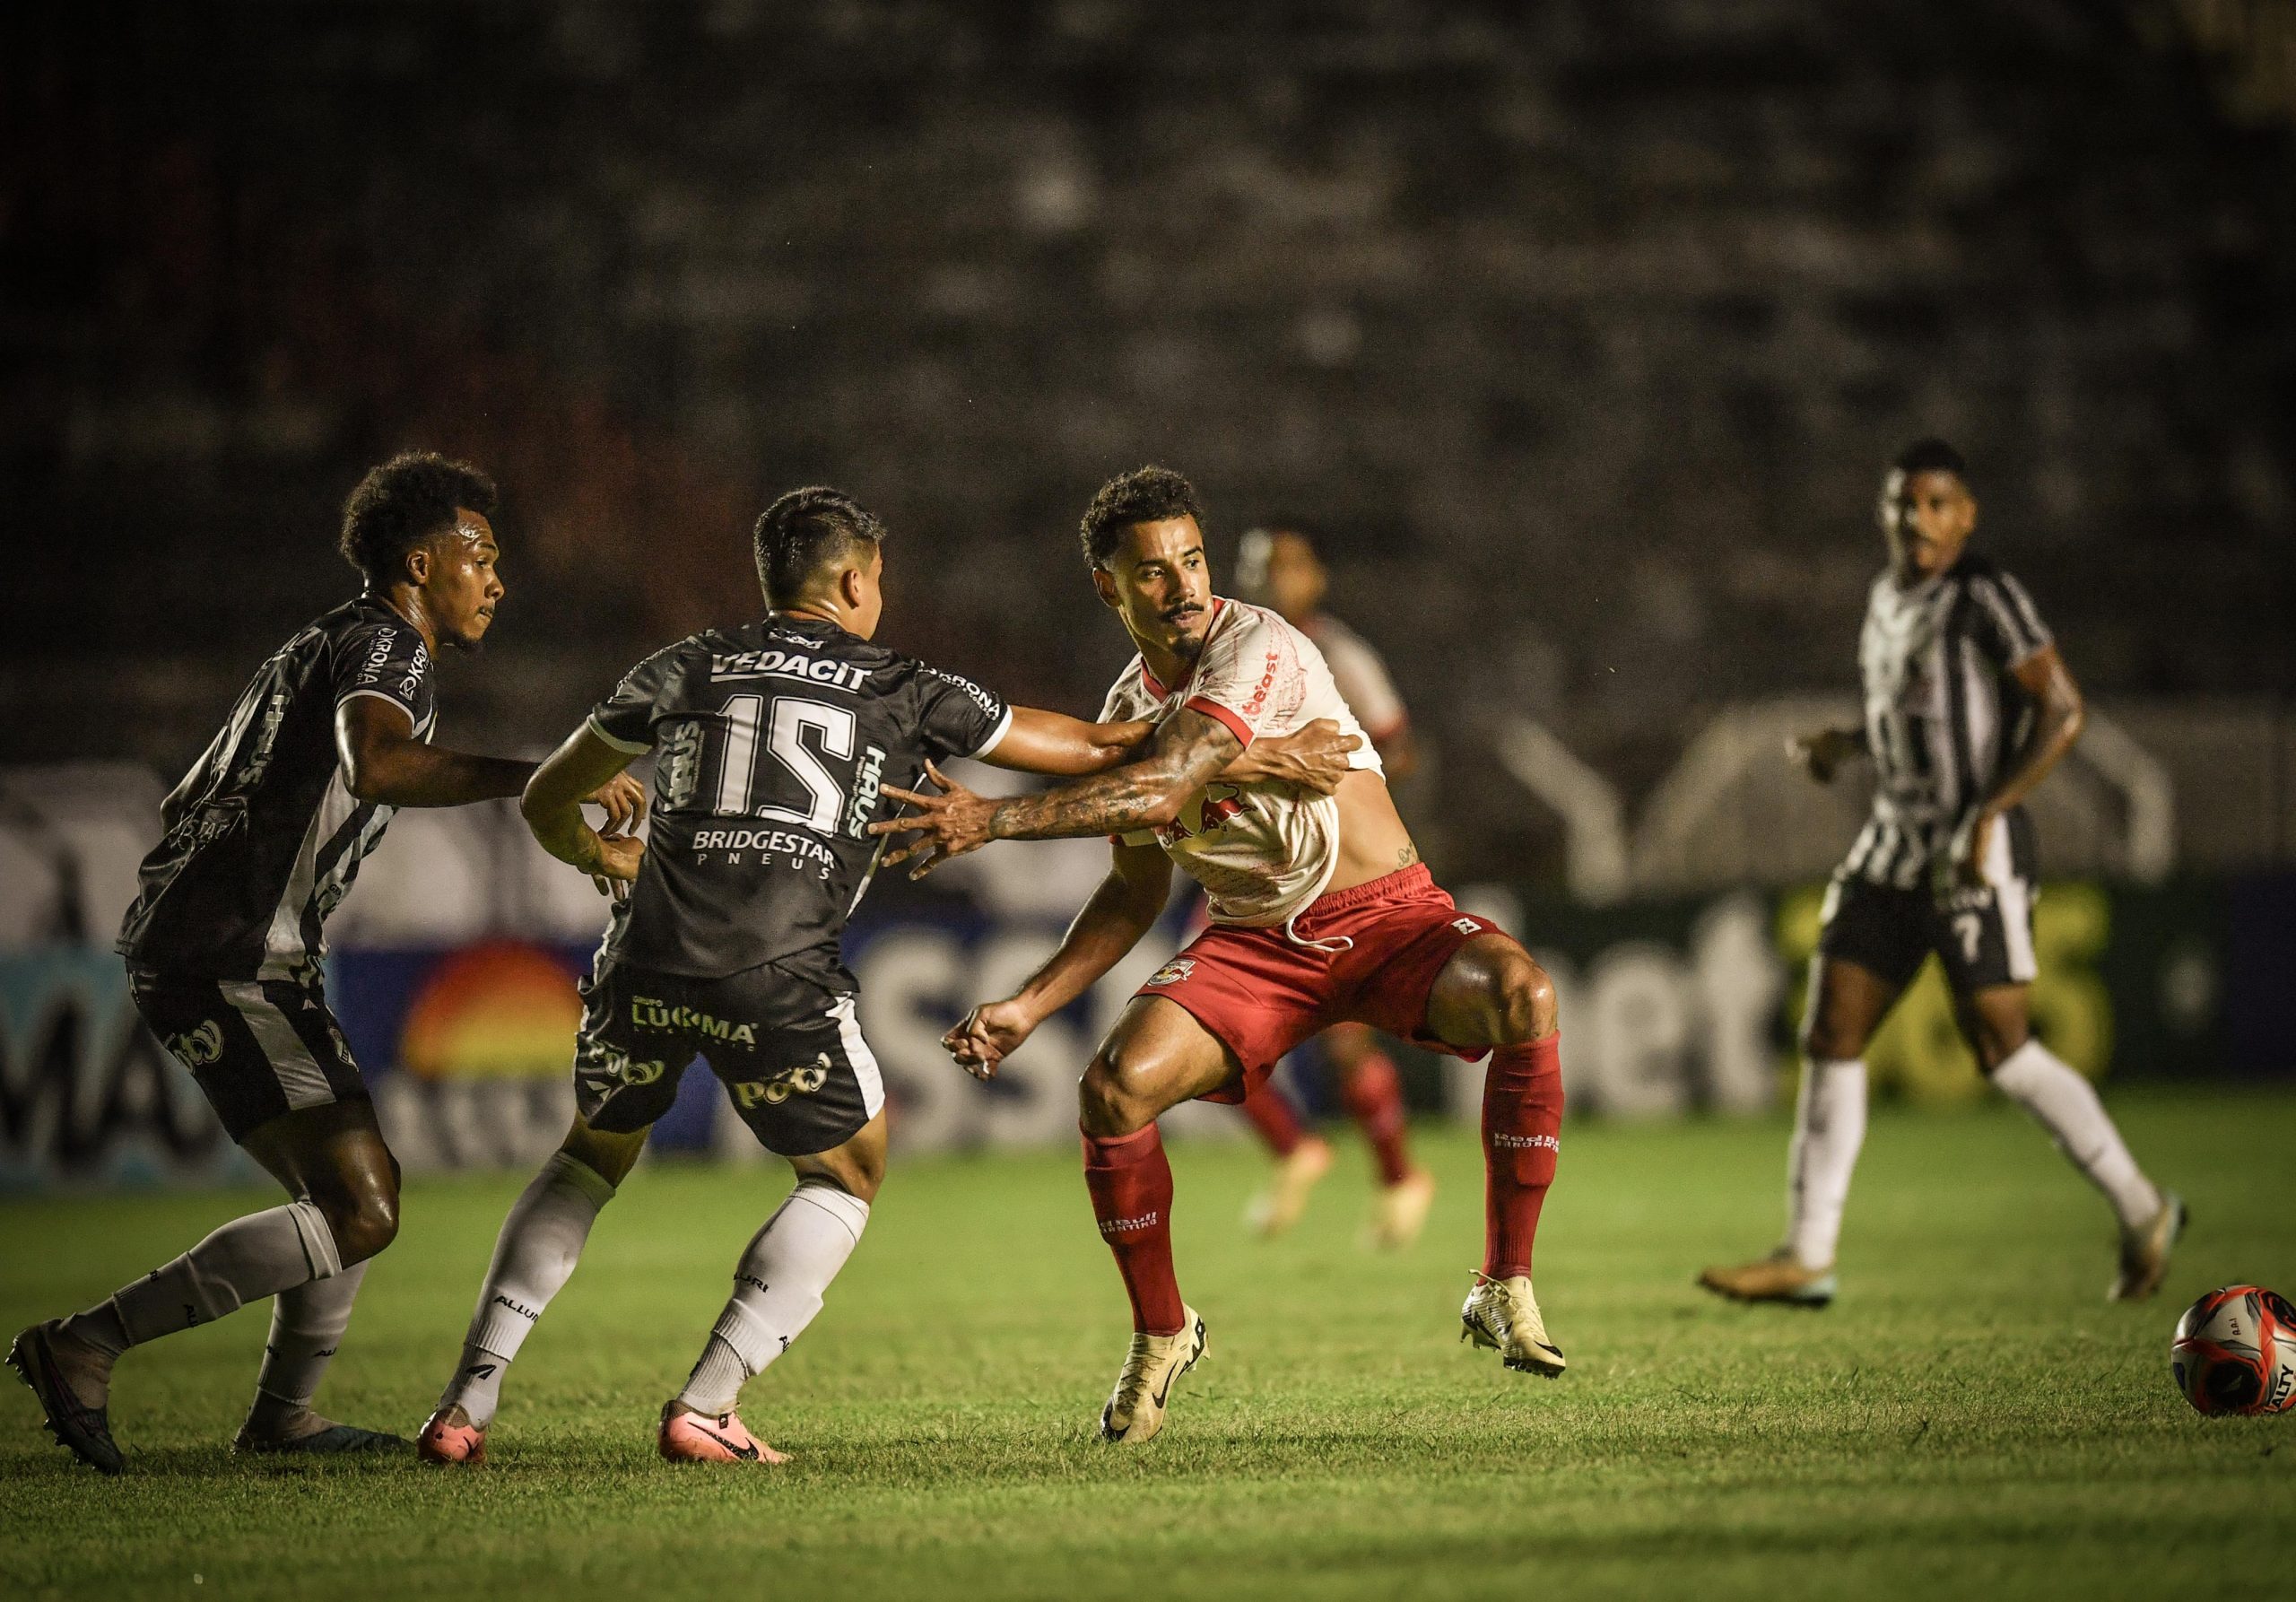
5;1;2294;884
6;4;2294;1183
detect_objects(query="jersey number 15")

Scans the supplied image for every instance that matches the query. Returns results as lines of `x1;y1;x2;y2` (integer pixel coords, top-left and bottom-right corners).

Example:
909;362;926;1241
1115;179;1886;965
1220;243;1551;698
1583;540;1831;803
712;694;855;833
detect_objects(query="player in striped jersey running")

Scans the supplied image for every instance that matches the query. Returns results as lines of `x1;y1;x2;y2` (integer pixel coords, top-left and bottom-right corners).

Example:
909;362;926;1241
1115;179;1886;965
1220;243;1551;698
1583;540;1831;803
1700;438;2182;1309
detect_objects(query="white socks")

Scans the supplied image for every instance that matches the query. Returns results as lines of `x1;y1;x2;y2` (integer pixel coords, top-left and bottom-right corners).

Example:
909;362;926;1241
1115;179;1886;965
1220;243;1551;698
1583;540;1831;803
61;1198;343;1358
248;1261;371;1428
1785;1058;1867;1271
678;1180;871;1416
1991;1039;2162;1230
438;1152;618;1428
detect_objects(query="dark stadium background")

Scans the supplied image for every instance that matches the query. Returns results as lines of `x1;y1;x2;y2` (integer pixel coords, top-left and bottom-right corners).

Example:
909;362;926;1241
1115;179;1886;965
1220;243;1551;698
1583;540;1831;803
3;2;2293;1184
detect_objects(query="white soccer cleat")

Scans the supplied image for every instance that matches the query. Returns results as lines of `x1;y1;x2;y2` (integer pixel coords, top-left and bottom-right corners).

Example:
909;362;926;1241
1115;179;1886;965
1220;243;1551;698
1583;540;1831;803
1459;1274;1567;1376
1245;1138;1333;1237
1098;1308;1208;1444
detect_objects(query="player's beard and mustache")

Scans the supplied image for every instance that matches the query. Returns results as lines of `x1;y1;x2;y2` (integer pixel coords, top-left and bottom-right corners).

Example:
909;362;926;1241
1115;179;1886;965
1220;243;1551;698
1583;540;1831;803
1161;601;1210;663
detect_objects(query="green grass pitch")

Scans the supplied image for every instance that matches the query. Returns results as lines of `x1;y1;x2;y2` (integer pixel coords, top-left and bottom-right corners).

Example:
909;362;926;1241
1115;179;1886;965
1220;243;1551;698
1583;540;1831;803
4;1088;2292;1600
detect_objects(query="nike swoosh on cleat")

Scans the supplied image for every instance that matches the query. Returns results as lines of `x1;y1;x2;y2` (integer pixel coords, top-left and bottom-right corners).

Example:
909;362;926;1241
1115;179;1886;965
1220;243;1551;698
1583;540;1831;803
1151;1322;1206;1408
698;1426;760;1461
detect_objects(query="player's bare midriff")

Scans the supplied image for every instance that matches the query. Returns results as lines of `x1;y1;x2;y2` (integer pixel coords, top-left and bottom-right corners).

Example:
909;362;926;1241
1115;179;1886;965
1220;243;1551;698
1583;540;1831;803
1319;769;1419;897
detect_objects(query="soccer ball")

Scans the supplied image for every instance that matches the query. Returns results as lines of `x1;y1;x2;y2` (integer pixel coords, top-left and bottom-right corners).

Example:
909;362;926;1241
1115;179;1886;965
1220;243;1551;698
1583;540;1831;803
2170;1284;2296;1416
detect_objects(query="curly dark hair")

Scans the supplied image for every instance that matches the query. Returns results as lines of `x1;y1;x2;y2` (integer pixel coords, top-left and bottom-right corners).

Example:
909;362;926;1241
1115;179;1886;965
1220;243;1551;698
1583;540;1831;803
338;452;499;587
1892;436;1968;481
1079;466;1205;570
753;486;885;605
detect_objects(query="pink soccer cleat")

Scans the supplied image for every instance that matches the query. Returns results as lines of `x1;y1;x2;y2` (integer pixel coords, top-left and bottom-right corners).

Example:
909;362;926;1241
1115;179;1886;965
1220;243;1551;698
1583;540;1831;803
416;1405;487;1466
657;1404;787;1465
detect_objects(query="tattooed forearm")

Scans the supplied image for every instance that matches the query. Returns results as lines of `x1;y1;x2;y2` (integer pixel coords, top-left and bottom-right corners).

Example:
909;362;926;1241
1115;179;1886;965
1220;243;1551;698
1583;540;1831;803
987;708;1241;842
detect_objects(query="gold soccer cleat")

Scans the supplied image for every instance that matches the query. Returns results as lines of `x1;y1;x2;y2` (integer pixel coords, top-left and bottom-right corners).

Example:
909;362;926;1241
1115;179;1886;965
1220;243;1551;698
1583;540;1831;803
1245;1137;1333;1238
1098;1308;1208;1444
1459;1274;1567;1376
2109;1192;2187;1303
1365;1169;1437;1250
1697;1249;1839;1308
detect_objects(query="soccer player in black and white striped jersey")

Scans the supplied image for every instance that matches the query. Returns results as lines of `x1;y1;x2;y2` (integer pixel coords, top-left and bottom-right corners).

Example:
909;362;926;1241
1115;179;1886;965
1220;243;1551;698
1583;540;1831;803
1700;439;2183;1309
7;454;645;1473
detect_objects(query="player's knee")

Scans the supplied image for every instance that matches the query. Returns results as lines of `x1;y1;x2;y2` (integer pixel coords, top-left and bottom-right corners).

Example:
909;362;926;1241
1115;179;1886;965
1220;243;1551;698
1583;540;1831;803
1469;953;1555;1046
1078;1052;1155;1137
1799;1014;1839;1061
321;1180;399;1267
1800;1007;1863;1063
1970;1017;2030;1075
1497;959;1558;1044
798;1145;886;1206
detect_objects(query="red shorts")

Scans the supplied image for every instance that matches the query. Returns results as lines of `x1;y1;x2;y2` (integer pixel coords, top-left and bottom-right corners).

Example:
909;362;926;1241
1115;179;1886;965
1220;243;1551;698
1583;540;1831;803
1137;864;1500;1102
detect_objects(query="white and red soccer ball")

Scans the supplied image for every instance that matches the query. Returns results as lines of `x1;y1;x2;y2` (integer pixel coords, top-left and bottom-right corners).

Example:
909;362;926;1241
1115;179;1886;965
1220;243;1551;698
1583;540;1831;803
2170;1284;2296;1416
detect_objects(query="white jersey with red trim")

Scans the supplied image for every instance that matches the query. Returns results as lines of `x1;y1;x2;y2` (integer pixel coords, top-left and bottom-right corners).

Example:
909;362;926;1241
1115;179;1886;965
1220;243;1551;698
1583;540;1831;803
1303;614;1407;744
1098;598;1383;927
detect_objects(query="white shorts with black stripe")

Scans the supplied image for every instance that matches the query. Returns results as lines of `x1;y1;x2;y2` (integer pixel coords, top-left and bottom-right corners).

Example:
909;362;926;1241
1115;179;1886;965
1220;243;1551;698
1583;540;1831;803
571;960;884;1157
129;970;369;1143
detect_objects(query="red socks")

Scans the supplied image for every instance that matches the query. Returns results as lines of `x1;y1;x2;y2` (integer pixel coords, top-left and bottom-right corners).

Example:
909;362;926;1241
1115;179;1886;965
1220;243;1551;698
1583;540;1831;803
1338;1049;1413;1187
1481;1033;1562;1280
1238;1079;1306;1157
1081;1123;1185;1334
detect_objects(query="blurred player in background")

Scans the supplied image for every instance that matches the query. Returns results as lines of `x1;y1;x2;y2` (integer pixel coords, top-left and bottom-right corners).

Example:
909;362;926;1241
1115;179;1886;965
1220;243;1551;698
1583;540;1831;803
876;466;1570;1445
416;487;1351;1467
1228;522;1432;1248
6;453;644;1473
1700;438;2183;1310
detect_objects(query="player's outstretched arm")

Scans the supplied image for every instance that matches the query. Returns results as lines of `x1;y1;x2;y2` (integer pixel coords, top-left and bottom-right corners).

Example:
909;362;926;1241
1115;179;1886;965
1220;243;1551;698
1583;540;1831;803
873;706;1240;875
339;696;645;829
518;726;650;899
983;708;1359;793
942;842;1173;1080
1947;643;2084;884
337;694;534;807
979;709;1161;776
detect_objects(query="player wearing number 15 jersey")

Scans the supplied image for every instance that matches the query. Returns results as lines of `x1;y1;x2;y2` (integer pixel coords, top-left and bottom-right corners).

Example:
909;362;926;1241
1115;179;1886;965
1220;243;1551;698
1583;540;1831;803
1700;438;2181;1311
418;487;1352;1467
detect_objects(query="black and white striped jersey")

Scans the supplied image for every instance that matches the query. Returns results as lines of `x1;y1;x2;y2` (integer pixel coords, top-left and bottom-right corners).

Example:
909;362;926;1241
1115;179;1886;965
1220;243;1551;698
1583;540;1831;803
117;596;435;981
1840;552;2053;888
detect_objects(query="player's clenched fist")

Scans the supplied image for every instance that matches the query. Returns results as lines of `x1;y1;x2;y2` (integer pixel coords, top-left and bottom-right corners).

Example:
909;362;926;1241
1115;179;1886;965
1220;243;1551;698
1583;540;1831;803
941;997;1040;1081
1787;726;1863;785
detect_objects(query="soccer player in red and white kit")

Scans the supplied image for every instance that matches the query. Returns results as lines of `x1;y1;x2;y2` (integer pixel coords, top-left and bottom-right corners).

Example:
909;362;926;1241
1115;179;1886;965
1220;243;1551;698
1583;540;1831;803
1227;521;1433;1248
874;467;1567;1442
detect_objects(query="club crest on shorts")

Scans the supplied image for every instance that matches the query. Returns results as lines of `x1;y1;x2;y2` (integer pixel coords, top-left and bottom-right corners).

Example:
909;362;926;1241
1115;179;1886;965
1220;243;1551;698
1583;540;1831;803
168;1020;226;1067
1144;957;1196;988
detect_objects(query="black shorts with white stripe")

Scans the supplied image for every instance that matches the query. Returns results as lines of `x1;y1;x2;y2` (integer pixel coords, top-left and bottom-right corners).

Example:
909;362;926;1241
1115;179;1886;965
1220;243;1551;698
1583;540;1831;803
1817;814;2039;995
129;970;370;1143
571;960;884;1157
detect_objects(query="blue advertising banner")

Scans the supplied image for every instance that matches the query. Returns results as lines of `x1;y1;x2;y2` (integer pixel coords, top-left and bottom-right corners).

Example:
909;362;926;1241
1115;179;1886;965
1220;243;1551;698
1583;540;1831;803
4;874;2288;1188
